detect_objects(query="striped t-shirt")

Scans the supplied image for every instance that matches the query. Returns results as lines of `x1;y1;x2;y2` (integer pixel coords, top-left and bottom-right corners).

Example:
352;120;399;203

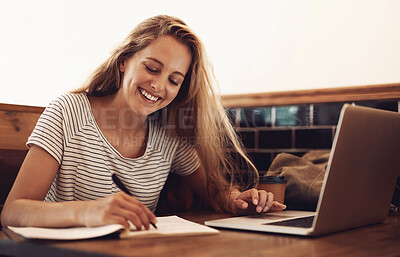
27;93;200;212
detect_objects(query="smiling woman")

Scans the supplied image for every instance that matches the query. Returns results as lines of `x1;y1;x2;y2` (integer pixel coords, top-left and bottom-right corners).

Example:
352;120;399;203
115;35;192;118
84;35;192;158
1;15;286;230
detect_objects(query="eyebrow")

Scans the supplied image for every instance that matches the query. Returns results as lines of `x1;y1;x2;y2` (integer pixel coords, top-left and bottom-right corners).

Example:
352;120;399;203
145;57;186;78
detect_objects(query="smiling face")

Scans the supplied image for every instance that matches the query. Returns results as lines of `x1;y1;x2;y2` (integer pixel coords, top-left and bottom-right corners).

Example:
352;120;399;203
117;35;192;118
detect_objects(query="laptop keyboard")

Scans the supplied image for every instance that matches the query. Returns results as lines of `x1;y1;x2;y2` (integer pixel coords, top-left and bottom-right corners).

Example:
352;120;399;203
265;216;315;228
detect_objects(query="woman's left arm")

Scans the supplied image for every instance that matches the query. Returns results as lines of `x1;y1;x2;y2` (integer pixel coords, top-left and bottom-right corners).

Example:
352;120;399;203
182;166;286;215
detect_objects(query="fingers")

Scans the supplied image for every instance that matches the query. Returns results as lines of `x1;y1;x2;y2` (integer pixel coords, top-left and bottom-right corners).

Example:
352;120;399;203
98;192;156;230
254;190;274;213
236;188;259;206
234;199;249;210
108;215;130;229
239;189;272;213
113;204;149;230
232;189;286;215
270;201;287;211
255;190;266;213
232;189;257;214
263;192;274;212
119;193;156;230
118;192;157;230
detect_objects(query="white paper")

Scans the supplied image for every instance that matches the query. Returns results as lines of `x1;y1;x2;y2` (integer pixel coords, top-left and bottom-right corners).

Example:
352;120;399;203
7;224;124;240
7;215;219;240
120;215;219;238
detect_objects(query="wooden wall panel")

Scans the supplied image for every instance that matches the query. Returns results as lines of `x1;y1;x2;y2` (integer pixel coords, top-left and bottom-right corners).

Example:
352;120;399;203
0;111;41;150
0;104;43;150
221;83;400;108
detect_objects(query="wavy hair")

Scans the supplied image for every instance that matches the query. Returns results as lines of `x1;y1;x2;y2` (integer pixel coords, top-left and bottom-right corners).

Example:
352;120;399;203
73;15;258;211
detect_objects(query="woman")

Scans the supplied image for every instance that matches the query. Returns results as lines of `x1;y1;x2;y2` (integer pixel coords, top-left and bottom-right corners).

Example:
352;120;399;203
1;15;286;230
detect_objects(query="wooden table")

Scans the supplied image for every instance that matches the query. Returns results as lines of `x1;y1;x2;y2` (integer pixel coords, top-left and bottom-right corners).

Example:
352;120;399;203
1;211;399;257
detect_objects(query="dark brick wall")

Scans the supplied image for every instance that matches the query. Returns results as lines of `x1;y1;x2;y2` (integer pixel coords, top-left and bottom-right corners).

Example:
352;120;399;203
229;100;399;175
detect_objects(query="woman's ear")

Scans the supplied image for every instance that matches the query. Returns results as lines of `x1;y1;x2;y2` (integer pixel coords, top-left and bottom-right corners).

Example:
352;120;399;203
119;60;126;72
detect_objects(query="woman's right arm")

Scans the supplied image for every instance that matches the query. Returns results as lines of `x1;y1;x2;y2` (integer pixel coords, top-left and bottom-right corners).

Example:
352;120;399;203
1;145;156;230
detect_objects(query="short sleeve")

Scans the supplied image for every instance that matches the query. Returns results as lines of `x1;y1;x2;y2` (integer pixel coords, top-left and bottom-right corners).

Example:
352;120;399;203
170;139;200;176
27;98;64;164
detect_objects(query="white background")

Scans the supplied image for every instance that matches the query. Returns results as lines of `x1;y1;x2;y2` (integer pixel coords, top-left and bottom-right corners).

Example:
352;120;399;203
1;0;399;107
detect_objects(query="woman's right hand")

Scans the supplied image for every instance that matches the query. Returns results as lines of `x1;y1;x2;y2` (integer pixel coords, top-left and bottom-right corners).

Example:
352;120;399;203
80;192;157;230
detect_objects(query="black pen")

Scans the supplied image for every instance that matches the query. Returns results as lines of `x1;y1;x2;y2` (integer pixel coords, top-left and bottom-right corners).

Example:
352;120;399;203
111;173;157;229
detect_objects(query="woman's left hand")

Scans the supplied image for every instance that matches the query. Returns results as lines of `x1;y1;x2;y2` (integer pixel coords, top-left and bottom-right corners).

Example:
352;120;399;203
230;188;286;216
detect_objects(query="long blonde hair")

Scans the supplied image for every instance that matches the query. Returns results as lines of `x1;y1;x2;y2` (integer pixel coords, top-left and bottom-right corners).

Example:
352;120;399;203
74;15;258;211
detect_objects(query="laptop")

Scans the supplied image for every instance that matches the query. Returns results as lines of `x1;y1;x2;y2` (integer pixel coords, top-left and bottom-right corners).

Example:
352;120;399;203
205;104;400;236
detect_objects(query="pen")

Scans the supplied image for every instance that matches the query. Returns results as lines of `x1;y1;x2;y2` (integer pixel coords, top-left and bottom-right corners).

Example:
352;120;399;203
111;173;157;229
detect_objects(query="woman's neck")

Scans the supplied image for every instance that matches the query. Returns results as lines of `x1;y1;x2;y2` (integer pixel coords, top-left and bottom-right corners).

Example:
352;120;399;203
91;93;147;136
88;93;149;159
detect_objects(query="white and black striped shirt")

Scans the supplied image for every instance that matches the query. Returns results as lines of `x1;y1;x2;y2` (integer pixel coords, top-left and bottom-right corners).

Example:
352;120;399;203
27;93;200;212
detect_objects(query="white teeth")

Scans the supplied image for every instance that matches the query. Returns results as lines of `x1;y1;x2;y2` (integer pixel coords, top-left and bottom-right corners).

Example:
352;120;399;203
139;88;159;102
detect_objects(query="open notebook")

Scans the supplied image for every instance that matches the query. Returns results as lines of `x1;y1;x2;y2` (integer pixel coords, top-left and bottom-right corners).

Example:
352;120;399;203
6;215;219;240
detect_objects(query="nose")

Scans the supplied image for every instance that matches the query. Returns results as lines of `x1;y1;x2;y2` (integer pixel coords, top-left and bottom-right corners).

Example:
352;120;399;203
151;77;166;93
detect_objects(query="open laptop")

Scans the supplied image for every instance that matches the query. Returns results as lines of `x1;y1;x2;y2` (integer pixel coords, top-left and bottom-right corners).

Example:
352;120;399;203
205;104;400;236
